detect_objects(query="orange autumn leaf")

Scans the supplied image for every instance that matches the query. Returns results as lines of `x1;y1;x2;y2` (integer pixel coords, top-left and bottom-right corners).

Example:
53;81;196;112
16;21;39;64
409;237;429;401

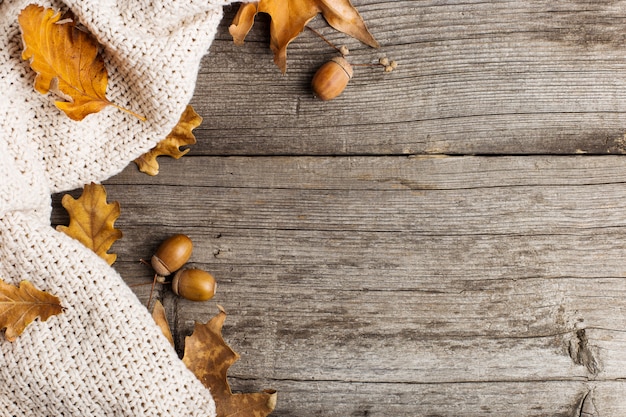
134;105;202;176
152;300;175;347
57;183;122;265
18;4;144;121
230;3;260;46
183;306;277;417
0;279;63;342
229;0;379;73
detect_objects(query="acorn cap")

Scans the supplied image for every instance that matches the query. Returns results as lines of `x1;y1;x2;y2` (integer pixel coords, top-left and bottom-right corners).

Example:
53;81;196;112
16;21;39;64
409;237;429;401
151;255;171;276
151;234;193;276
331;56;353;78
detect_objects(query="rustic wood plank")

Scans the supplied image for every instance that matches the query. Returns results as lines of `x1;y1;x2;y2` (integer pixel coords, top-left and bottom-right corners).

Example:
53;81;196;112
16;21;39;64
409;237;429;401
191;1;626;156
51;155;626;415
211;380;623;417
49;1;626;413
109;154;626;189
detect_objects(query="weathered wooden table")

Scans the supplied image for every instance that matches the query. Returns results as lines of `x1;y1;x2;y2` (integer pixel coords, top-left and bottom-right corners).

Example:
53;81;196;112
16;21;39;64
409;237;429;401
52;1;626;415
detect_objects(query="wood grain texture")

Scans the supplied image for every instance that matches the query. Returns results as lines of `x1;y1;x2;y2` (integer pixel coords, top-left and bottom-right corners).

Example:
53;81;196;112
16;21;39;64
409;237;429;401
192;1;626;156
52;155;626;415
50;1;626;415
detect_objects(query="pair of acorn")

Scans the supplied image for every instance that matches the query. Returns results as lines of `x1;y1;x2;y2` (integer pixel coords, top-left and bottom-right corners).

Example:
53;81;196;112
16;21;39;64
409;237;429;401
148;234;216;303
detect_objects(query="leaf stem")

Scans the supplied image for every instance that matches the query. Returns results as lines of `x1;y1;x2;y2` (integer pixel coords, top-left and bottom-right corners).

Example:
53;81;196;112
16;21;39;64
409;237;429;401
306;26;343;54
111;102;147;122
129;280;171;288
352;63;384;67
147;273;158;311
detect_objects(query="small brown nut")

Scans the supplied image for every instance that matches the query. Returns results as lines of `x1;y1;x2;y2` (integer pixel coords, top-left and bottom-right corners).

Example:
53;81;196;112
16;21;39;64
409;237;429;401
151;234;193;277
311;56;353;101
172;269;217;301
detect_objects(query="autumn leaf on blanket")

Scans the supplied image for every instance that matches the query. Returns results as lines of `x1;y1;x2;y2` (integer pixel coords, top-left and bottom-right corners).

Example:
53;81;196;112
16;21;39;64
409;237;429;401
0;279;63;342
134;105;202;176
183;306;277;417
229;0;379;73
18;4;145;121
152;300;175;347
56;183;122;266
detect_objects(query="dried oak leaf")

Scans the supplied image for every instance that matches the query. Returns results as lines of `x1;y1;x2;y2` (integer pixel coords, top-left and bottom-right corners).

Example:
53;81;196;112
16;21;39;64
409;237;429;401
57;182;122;266
0;279;63;342
183;306;277;417
229;0;379;73
134;105;202;176
152;300;175;347
18;4;144;121
230;3;260;46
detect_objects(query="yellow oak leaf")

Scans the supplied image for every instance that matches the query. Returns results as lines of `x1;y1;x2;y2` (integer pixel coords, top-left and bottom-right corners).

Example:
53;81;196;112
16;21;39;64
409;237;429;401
183;306;277;417
0;279;63;342
229;0;379;73
134;105;202;176
56;182;122;265
18;4;145;121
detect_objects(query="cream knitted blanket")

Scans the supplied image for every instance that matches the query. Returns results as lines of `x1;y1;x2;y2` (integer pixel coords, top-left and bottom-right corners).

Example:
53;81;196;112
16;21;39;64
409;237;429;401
0;0;237;415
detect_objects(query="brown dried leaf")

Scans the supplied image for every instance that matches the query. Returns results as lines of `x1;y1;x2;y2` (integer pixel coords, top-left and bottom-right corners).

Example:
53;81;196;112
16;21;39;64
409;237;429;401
229;2;259;46
231;0;379;73
152;300;175;347
183;306;277;417
18;4;144;121
0;279;63;342
134;105;202;176
56;182;122;265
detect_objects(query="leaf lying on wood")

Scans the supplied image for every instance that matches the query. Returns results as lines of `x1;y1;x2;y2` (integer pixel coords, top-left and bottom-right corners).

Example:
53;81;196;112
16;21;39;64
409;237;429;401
134;105;202;176
183;306;277;417
18;4;145;121
152;300;175;347
229;0;379;73
57;182;122;266
230;3;260;46
0;279;63;342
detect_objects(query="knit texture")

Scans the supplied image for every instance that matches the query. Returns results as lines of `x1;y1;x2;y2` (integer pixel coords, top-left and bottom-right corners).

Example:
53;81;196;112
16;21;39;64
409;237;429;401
0;0;237;415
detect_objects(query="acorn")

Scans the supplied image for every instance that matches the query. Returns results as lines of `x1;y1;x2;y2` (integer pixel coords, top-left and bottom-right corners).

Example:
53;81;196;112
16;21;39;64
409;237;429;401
151;234;193;278
172;269;217;301
311;56;353;101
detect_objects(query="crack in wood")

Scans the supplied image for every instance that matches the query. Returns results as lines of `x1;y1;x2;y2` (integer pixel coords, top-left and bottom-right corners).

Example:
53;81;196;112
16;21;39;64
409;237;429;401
568;329;600;375
577;389;599;417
